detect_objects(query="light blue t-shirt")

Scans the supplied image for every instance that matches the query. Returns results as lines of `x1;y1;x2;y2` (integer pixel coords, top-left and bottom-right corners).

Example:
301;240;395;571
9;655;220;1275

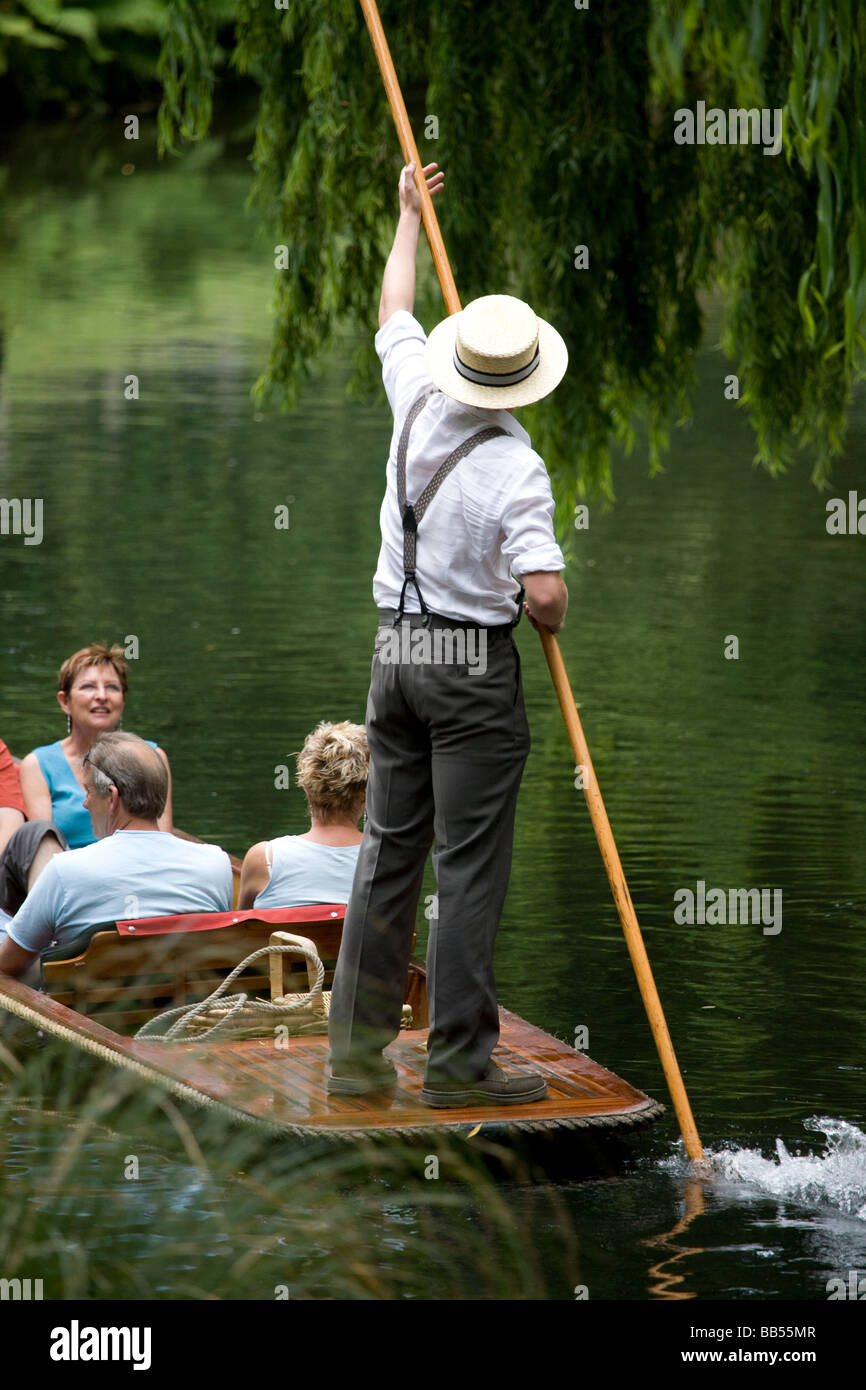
254;836;360;909
4;831;233;957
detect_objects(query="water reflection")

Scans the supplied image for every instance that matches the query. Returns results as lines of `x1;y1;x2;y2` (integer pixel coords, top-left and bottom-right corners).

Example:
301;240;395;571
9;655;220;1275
643;1176;707;1300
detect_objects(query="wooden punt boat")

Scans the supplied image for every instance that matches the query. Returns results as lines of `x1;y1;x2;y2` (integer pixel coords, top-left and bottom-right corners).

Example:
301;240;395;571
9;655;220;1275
0;849;664;1145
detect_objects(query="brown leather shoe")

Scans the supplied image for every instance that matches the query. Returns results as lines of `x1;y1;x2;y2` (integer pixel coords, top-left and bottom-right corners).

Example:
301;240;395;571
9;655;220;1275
420;1061;547;1108
327;1055;398;1096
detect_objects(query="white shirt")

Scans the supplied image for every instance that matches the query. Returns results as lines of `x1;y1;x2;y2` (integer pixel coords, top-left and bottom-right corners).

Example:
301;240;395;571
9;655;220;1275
254;836;360;909
373;310;565;624
4;831;233;956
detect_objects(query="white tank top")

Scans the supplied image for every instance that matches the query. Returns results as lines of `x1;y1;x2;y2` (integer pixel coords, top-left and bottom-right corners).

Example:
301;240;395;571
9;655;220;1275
253;835;360;909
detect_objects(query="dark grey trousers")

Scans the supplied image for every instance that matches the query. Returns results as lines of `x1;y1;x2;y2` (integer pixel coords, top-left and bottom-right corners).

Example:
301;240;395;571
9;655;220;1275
0;820;68;916
329;611;531;1084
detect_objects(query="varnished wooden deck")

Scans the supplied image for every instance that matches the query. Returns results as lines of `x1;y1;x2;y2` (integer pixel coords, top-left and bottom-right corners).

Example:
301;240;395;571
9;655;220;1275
0;973;663;1139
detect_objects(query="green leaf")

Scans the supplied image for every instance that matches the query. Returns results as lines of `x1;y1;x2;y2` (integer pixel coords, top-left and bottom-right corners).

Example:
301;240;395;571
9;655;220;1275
0;14;64;48
816;160;835;297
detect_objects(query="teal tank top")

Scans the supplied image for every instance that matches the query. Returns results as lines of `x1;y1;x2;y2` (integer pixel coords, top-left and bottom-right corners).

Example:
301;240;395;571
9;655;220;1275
33;739;158;850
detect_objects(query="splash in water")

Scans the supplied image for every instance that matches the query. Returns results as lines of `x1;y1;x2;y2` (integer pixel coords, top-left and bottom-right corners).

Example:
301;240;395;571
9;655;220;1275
710;1117;866;1219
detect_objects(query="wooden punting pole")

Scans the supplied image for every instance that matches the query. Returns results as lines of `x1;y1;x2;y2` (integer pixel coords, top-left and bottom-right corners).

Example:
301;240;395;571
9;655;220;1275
358;0;705;1161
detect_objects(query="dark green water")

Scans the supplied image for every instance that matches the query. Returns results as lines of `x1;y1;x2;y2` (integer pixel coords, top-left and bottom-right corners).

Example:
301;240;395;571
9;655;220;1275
1;122;865;1302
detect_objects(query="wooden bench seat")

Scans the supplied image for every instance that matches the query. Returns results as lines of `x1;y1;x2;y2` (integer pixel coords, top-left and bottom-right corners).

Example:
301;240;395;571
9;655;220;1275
41;905;428;1034
42;906;348;1033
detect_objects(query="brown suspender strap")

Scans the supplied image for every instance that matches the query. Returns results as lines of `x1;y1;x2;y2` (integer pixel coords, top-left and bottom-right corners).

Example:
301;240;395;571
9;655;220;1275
394;392;508;624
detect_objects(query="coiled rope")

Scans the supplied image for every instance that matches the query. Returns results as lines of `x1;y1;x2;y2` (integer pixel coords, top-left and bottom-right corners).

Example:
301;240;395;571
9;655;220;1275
135;941;326;1043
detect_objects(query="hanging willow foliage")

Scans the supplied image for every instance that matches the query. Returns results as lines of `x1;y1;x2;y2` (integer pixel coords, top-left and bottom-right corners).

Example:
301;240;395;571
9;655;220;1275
158;0;865;502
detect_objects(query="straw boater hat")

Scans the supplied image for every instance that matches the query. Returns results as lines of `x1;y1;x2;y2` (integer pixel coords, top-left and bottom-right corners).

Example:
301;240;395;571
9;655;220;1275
425;294;568;409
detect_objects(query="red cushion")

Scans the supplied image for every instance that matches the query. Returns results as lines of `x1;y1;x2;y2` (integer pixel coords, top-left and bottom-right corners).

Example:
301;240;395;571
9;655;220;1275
113;904;346;937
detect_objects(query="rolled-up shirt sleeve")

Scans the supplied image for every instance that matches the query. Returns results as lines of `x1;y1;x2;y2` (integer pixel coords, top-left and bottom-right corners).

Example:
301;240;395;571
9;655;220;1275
500;454;566;575
375;310;435;424
5;856;64;955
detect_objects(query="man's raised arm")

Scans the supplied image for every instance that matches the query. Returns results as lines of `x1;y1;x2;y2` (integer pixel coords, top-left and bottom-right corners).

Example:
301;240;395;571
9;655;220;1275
378;161;444;327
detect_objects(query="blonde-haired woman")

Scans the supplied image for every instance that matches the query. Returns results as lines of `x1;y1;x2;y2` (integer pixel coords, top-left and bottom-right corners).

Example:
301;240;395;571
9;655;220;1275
239;721;368;910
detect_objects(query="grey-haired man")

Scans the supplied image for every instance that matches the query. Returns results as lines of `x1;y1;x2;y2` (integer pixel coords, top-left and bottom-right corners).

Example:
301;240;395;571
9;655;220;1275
0;732;231;982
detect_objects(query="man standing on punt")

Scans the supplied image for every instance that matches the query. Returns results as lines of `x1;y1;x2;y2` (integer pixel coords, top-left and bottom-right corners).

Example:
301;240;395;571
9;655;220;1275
328;161;568;1107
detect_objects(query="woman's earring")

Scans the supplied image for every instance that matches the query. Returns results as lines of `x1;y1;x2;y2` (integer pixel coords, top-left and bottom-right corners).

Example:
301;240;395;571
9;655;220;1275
66;715;71;734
